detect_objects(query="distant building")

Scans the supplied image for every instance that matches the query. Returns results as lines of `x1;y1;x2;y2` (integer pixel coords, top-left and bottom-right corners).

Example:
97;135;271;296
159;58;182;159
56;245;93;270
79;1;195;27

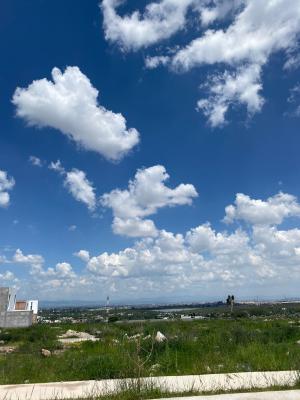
0;287;38;328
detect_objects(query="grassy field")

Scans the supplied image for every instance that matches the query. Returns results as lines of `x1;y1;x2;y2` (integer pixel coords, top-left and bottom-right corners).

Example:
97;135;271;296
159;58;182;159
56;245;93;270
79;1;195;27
1;318;300;384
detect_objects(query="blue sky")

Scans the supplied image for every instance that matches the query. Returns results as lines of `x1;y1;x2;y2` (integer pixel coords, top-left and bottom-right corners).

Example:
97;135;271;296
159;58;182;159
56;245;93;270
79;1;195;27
1;0;300;303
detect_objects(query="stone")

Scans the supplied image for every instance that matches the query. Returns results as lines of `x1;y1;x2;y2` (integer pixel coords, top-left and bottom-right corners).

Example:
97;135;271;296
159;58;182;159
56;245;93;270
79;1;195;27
0;345;16;353
53;349;65;356
150;363;161;371
41;348;51;357
155;331;167;343
58;330;99;345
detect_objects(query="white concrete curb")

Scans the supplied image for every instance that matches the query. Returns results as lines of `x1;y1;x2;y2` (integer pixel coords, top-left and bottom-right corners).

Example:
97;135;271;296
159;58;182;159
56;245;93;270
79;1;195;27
0;371;298;400
153;390;300;400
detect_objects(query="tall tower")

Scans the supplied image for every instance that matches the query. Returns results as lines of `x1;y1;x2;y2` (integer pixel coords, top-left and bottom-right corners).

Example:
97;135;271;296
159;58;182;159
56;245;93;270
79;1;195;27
106;295;110;314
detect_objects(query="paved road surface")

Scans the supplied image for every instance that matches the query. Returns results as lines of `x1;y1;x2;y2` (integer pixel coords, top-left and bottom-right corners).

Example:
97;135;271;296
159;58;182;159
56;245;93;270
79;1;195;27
0;371;298;400
154;390;300;400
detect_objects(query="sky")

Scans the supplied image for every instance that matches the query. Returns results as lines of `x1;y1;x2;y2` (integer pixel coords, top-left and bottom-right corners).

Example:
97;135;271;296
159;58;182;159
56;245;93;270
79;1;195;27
1;0;300;304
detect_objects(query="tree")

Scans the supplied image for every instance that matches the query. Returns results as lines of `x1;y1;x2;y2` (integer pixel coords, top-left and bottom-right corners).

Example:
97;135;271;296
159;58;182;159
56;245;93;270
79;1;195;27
226;294;235;313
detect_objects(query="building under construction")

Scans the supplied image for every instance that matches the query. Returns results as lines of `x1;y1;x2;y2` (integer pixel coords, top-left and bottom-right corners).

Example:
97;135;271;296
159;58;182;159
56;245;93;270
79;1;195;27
0;287;38;328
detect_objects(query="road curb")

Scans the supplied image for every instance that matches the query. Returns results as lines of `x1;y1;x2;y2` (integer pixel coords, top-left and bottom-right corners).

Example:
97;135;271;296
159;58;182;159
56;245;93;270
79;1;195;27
0;370;298;400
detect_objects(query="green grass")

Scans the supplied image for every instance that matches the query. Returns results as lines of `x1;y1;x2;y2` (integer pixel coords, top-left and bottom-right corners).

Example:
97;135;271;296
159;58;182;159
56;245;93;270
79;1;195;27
1;319;300;384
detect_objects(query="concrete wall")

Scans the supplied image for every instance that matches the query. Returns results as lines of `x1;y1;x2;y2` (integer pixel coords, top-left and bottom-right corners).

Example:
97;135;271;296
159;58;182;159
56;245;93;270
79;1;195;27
7;288;16;311
0;288;9;312
0;311;33;328
27;300;39;314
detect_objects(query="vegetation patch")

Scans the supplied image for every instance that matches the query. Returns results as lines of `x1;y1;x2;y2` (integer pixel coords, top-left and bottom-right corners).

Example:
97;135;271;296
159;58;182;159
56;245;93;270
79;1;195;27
1;318;300;384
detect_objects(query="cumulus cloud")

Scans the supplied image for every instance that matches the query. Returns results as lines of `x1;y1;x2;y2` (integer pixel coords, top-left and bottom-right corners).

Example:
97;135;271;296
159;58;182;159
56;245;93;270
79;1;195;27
101;165;198;237
74;250;90;262
173;0;300;125
86;217;300;292
171;0;300;71
196;0;244;27
0;271;15;282
197;64;263;127
64;169;96;211
13;248;44;267
0;170;15;208
34;262;76;281
50;160;96;211
85;226;251;286
112;217;158;238
12;66;139;161
224;192;300;226
103;0;300;126
6;190;300;299
102;0;194;51
54;262;76;279
85;190;300;294
11;248;77;286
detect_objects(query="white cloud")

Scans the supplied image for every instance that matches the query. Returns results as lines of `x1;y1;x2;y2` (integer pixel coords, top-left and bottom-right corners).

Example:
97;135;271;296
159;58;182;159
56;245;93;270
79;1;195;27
287;83;300;117
101;0;194;51
87;251;130;277
49;160;65;174
104;0;300;126
54;262;76;279
29;156;43;167
186;223;247;253
224;192;300;226
145;55;170;69
0;170;15;208
50;161;96;211
112;217;158;238
197;64;263;127
101;165;198;237
86;227;250;287
68;225;77;232
12;248;74;278
284;53;300;71
251;225;300;278
12;66;139;161
0;271;15;282
0;255;8;264
85;190;300;296
13;249;44;268
7;190;300;299
172;1;300;71
35;261;76;280
64;169;96;211
172;0;300;125
197;0;244;27
86;218;300;293
74;250;90;262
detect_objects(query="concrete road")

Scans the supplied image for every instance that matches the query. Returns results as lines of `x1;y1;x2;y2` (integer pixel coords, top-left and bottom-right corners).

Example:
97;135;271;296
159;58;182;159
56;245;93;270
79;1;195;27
0;371;298;400
154;390;300;400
